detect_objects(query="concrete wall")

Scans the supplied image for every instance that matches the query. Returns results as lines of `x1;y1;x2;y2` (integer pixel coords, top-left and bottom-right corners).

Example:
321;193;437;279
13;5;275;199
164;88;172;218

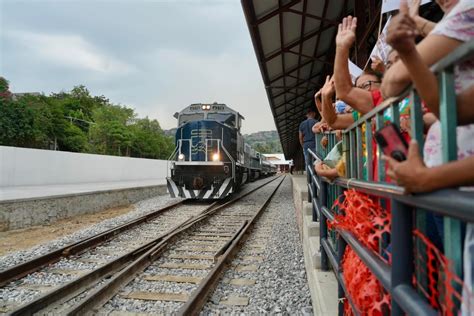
0;185;168;231
0;146;169;187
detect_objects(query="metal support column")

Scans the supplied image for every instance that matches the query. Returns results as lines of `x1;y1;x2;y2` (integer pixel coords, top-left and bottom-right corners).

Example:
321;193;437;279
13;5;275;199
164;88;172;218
391;199;414;315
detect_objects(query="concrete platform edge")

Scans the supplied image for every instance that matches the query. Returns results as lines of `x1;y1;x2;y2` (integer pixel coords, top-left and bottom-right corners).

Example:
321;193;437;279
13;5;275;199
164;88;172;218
291;175;337;316
0;185;167;231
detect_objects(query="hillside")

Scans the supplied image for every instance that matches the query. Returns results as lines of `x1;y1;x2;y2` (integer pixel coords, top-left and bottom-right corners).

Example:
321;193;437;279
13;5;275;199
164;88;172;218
164;128;283;154
244;130;282;154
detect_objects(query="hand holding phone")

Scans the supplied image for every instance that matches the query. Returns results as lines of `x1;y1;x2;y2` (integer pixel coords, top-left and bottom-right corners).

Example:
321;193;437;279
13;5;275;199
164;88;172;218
374;123;409;162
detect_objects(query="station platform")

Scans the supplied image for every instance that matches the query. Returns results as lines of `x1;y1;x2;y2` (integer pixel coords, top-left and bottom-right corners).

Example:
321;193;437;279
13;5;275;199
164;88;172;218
0;180;167;231
0;180;164;203
291;174;338;316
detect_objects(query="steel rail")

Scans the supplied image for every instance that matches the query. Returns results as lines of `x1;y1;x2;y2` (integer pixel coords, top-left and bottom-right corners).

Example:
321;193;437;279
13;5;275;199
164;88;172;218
178;175;286;315
8;201;218;316
64;175;282;315
0;200;184;287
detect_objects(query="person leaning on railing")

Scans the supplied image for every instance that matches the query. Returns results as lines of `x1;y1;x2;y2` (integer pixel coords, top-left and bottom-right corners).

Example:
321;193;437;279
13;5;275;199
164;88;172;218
381;0;473;313
312;87;352;150
313;130;345;181
311;90;330;149
381;0;474;192
334;16;384;115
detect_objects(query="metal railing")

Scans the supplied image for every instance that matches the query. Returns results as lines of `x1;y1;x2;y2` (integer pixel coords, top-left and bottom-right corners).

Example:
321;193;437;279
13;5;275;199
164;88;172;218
306;40;474;315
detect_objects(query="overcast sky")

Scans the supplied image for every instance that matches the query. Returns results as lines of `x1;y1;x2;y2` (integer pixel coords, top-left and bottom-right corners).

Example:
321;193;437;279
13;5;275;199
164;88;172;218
0;0;276;134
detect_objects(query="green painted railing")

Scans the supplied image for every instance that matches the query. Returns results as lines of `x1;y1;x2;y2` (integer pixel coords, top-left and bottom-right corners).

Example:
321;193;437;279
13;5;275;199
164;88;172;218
306;40;474;315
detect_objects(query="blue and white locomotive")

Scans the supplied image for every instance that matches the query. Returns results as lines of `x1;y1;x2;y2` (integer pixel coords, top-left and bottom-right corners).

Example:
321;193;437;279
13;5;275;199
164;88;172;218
167;102;276;199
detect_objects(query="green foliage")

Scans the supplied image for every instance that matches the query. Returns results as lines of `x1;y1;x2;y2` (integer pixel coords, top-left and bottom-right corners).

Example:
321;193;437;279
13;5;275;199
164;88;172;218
244;130;282;154
0;77;9;93
0;77;12;101
0;97;35;146
130;117;174;159
0;80;174;159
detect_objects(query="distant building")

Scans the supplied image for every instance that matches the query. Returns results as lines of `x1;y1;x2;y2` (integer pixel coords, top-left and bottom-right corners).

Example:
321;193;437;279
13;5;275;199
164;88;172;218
263;153;292;173
11;92;41;101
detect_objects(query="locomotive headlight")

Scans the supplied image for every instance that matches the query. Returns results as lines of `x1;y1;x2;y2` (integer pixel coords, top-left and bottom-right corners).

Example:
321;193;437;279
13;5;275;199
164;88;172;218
212;153;220;161
178;153;185;161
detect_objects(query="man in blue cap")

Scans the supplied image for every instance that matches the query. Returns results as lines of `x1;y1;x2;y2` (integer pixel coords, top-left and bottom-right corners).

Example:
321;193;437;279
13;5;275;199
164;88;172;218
299;107;318;168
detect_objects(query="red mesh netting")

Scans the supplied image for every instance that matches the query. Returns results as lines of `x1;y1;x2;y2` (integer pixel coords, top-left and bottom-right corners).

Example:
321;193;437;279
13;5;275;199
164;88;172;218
329;189;391;315
329;189;473;315
330;189;391;256
413;229;473;315
342;248;390;315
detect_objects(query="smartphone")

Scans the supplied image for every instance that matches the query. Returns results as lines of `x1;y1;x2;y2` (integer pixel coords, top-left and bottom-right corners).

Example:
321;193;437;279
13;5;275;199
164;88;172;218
374;123;408;162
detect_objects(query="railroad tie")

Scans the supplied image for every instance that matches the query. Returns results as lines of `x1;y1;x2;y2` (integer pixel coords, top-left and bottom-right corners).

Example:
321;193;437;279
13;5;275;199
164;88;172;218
174;246;220;252
219;294;249;306
166;253;215;260
47;268;87;276
226;278;256;286
121;291;189;302
240;255;264;262
158;262;212;270
235;264;259;272
143;274;203;284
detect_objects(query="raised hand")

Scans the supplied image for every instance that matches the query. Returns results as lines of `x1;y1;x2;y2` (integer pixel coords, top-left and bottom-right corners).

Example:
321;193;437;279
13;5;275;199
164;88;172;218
335;16;357;49
321;75;335;97
386;0;418;54
408;0;421;18
314;89;322;101
371;56;385;74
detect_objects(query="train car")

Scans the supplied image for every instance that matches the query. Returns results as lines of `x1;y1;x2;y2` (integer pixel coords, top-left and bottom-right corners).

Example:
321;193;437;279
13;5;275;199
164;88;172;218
167;103;249;199
261;155;277;176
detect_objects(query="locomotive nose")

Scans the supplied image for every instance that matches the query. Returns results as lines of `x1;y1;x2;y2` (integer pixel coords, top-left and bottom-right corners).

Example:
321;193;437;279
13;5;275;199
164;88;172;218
192;177;204;189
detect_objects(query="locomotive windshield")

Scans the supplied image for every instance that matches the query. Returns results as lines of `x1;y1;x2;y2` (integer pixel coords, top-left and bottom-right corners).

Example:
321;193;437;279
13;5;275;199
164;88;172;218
179;113;204;125
207;113;236;127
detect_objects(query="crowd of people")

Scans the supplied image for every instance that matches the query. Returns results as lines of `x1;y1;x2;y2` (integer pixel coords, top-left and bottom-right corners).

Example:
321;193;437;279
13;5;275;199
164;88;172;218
299;0;473;312
302;0;473;191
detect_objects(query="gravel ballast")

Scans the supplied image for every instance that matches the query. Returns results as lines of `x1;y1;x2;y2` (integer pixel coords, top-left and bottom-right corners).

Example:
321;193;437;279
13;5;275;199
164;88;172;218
0;177;313;315
203;176;313;315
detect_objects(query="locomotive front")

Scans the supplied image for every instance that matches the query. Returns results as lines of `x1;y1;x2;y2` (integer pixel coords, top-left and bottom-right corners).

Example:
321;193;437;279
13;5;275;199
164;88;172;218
167;103;245;199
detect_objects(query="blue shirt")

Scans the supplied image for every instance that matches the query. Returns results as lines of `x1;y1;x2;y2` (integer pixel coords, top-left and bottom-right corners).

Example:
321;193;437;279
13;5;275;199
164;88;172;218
299;118;318;143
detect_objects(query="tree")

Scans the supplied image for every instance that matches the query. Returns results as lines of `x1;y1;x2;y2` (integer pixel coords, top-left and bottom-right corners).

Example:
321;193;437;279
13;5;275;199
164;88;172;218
0;100;35;146
89;104;135;156
130;117;175;159
0;77;12;102
0;78;175;159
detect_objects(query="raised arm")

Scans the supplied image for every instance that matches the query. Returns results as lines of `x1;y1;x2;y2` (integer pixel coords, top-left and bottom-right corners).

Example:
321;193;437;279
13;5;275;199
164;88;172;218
382;0;464;116
314;89;323;113
320;76;337;125
320;75;355;129
334;16;374;114
409;0;436;37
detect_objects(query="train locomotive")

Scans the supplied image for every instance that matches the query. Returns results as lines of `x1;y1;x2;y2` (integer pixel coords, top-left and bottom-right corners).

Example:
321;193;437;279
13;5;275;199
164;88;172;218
167;102;277;199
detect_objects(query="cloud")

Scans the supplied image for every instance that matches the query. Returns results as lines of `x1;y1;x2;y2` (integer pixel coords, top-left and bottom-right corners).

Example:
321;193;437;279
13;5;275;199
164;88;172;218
6;30;136;74
133;47;273;134
0;1;276;134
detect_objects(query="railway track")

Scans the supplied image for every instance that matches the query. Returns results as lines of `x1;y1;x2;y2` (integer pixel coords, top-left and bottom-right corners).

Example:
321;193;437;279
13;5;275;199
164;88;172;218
0;200;185;287
2;175;283;315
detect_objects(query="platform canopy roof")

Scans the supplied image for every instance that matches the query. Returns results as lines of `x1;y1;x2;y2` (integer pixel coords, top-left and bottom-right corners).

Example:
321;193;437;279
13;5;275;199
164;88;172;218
242;0;382;160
